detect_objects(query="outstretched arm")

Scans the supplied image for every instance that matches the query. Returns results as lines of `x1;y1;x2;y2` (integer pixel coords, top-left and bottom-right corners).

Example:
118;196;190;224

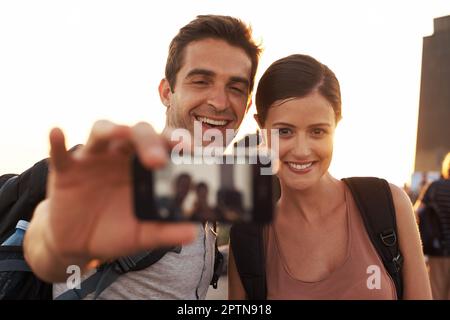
24;121;196;283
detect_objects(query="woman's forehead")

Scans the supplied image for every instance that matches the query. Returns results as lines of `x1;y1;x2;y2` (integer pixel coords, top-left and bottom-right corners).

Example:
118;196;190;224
266;94;335;124
270;97;299;108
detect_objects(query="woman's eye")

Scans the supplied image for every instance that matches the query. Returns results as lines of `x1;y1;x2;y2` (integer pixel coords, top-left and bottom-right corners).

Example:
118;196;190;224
311;128;326;136
277;128;292;136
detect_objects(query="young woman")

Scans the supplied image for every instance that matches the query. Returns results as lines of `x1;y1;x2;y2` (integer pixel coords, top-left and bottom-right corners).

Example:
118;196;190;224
228;54;432;300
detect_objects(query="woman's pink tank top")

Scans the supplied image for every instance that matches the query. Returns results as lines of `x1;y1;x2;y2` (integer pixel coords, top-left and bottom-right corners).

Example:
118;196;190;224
265;186;397;300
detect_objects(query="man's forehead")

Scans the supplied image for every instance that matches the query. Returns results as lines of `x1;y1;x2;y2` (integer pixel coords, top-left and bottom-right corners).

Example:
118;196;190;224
179;38;252;81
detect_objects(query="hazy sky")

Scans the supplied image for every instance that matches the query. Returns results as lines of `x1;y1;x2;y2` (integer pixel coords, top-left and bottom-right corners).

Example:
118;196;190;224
1;0;449;186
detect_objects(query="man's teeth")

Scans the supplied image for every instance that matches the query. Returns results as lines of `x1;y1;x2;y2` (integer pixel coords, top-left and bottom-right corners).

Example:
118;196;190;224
288;162;313;170
196;116;228;126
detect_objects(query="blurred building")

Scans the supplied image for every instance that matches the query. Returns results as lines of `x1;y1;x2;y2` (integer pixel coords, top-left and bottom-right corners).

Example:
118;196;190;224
415;15;450;173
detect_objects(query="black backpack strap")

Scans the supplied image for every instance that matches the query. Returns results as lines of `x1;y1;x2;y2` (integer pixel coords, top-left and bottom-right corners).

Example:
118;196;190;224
0;259;32;272
55;247;176;300
342;177;403;299
229;223;266;300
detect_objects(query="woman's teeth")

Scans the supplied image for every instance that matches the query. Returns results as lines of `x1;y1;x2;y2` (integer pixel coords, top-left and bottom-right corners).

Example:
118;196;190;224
287;162;313;170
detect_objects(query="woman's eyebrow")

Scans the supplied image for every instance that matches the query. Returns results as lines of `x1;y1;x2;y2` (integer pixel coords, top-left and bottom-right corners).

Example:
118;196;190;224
271;122;332;128
272;122;295;127
308;123;332;128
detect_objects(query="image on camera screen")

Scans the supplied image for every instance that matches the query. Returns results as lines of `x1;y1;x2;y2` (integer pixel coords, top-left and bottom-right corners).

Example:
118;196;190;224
132;155;278;224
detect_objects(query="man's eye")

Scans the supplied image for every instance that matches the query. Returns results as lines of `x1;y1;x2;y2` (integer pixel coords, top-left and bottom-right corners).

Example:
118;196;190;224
231;86;244;94
193;80;208;85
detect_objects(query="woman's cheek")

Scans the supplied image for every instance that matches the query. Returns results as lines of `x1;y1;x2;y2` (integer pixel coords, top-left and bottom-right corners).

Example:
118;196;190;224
274;139;290;159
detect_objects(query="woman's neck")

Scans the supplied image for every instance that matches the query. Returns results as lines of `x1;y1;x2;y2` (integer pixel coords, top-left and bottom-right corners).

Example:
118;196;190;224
277;173;344;225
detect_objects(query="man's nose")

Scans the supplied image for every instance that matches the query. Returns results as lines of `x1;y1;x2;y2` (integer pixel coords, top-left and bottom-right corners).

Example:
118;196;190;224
207;86;230;112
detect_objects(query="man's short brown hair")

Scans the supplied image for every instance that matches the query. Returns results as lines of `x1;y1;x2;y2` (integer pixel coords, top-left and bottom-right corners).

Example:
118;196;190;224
165;15;262;94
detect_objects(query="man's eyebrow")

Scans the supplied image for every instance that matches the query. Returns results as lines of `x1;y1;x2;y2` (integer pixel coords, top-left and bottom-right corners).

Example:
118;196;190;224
185;69;249;87
185;68;215;79
229;76;249;88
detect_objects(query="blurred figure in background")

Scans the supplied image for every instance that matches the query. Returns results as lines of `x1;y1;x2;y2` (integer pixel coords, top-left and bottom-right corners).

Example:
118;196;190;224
415;152;450;299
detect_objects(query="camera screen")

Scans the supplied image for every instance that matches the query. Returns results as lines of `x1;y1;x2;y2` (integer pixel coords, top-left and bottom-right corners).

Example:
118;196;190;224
132;155;278;224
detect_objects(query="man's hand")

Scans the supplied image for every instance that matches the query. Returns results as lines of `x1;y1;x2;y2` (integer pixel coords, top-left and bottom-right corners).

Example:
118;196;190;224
24;120;196;282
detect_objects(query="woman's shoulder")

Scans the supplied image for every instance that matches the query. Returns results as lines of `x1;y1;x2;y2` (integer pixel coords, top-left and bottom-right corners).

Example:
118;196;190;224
387;182;412;208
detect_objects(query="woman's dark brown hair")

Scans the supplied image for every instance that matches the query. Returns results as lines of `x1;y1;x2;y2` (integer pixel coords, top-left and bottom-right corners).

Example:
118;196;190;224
255;54;342;125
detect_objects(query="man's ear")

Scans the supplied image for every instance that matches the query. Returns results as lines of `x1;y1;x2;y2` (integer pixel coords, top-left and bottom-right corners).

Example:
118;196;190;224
159;78;172;108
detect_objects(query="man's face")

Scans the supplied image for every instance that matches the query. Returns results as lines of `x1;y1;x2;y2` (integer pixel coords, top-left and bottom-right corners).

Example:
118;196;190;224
160;38;252;146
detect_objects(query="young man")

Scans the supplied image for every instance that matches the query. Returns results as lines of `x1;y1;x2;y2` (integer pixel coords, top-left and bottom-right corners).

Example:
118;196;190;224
23;15;262;299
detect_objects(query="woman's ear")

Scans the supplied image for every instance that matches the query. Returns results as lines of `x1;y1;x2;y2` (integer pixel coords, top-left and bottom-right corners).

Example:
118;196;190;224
254;114;267;146
254;114;263;129
158;78;172;108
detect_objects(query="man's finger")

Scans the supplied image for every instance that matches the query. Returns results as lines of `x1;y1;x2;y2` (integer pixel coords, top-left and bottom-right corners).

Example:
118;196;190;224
131;122;168;169
85;120;131;154
161;127;192;151
49;127;72;173
108;139;134;156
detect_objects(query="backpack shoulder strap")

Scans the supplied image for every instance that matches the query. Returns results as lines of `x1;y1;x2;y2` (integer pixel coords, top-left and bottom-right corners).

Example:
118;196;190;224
342;177;403;299
55;247;176;300
229;223;266;300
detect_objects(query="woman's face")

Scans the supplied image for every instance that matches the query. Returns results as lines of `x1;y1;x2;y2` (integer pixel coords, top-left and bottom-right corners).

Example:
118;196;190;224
262;91;336;191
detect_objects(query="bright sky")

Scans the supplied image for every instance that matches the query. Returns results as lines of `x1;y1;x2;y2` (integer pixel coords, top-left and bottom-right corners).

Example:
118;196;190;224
1;0;449;186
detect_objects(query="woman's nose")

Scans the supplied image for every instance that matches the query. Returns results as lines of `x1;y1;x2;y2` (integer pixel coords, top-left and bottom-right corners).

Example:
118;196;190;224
291;135;312;158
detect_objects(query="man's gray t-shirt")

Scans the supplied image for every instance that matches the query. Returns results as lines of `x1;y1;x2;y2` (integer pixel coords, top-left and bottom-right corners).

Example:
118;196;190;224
53;223;216;299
